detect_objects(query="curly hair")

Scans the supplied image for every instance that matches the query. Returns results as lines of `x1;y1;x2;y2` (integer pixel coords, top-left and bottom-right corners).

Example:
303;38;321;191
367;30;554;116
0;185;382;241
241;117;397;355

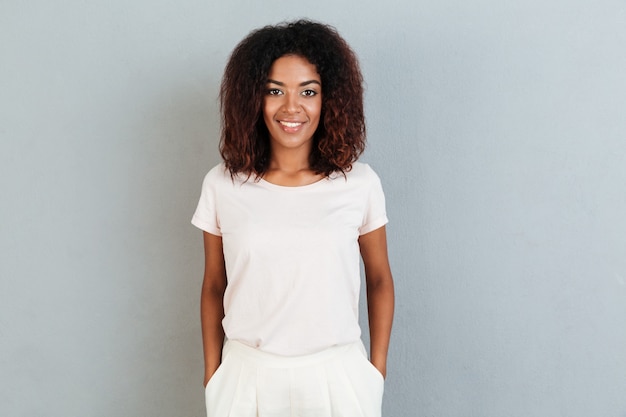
219;20;366;177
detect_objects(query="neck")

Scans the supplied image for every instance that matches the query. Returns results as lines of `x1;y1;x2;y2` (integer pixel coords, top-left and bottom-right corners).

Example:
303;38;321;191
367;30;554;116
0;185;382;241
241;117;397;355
268;147;312;173
264;148;323;187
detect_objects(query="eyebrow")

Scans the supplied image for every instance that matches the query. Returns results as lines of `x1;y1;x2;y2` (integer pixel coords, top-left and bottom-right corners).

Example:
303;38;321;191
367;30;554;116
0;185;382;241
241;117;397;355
266;79;321;87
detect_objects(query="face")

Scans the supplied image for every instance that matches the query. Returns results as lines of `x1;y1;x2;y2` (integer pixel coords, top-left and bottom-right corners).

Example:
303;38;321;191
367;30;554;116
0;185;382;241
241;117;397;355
263;55;322;155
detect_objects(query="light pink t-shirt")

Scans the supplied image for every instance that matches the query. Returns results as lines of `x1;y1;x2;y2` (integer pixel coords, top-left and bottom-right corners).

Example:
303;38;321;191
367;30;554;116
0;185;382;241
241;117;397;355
191;162;388;356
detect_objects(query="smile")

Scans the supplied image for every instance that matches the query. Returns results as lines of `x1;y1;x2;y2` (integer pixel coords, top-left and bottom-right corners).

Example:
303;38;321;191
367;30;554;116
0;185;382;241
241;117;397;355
279;121;303;128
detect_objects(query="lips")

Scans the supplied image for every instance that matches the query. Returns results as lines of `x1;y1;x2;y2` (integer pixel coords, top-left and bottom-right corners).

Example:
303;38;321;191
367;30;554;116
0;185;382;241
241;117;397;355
277;120;305;133
279;121;303;128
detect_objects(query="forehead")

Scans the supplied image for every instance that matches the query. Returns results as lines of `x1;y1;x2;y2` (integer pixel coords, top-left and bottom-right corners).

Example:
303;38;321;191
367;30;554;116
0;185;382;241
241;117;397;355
267;55;320;82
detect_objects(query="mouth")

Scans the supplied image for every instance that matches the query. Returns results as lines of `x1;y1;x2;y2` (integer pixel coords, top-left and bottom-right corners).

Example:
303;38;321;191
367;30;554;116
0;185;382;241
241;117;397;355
278;121;303;128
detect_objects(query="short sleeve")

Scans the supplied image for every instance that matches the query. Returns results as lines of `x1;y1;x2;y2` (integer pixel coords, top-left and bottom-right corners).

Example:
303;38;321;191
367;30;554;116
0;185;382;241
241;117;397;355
191;166;222;236
358;165;389;235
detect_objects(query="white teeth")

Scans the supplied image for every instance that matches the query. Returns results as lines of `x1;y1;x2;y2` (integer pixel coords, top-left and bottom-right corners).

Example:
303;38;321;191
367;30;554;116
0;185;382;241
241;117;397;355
280;121;302;128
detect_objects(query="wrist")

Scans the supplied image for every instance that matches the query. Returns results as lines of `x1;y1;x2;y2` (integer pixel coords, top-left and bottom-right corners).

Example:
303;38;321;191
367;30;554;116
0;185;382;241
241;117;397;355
371;359;387;378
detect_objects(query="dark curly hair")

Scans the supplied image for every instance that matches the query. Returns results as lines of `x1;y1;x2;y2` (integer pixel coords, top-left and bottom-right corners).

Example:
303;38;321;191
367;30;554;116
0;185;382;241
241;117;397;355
219;19;366;177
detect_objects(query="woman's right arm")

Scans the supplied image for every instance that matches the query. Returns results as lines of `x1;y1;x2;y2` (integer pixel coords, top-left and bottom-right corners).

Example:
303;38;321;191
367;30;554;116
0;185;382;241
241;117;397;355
200;231;227;387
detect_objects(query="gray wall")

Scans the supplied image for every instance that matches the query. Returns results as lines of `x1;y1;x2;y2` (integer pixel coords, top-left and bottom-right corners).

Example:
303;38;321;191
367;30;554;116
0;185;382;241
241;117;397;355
2;1;625;416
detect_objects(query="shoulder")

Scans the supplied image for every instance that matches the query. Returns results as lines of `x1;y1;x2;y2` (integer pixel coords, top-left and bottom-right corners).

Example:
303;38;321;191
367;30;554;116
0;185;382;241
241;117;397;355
345;162;383;183
204;162;228;180
200;163;257;194
198;163;231;196
201;162;234;186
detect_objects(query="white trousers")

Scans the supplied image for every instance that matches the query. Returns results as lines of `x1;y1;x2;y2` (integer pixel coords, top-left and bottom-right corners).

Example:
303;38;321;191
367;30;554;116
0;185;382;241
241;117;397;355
205;340;384;417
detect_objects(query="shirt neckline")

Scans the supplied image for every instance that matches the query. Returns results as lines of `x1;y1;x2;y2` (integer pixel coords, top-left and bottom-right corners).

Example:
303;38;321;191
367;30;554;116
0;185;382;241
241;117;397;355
257;176;330;190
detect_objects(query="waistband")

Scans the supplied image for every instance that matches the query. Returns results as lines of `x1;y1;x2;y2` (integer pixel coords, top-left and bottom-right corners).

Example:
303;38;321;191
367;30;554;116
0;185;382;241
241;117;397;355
222;339;366;368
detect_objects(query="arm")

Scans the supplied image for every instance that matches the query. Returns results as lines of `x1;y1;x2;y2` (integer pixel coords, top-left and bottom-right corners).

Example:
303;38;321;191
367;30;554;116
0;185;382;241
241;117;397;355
358;225;394;378
200;231;227;386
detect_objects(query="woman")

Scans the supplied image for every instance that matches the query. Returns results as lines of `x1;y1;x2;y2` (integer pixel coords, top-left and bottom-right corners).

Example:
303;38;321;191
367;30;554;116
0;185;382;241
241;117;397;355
192;19;394;417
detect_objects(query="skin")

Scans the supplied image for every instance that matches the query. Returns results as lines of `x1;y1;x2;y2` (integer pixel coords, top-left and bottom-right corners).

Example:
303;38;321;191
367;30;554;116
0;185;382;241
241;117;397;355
200;54;394;386
262;54;324;186
359;226;395;378
200;232;227;387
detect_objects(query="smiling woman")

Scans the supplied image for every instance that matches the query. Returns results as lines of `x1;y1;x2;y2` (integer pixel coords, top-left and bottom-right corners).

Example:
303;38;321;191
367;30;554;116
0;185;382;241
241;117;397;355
218;20;367;178
262;55;323;186
192;20;394;417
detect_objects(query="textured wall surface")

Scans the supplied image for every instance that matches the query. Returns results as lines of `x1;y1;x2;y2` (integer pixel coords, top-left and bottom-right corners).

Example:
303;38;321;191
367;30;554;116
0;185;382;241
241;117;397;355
1;1;625;416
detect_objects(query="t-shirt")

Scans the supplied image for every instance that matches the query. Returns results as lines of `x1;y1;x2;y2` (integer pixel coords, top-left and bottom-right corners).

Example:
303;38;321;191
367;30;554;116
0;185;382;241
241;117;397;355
191;161;388;356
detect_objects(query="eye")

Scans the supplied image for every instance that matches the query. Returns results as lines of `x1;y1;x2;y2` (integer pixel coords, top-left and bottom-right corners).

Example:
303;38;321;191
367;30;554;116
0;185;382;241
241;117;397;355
301;89;318;97
267;88;283;96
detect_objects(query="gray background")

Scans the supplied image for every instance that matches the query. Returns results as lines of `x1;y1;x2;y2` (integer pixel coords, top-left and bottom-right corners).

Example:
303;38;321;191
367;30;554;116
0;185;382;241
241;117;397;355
2;0;625;416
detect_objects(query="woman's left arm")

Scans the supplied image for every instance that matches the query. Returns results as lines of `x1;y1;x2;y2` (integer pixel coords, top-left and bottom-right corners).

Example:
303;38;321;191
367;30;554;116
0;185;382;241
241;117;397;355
359;225;395;379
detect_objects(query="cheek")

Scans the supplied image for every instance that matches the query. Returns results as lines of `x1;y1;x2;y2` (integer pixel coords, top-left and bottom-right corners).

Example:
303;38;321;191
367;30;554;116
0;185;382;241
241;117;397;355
262;100;270;117
262;102;275;124
307;101;322;121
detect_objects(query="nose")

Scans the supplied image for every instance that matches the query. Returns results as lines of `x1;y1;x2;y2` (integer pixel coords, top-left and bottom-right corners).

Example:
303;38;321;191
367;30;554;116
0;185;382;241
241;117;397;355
282;93;301;113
